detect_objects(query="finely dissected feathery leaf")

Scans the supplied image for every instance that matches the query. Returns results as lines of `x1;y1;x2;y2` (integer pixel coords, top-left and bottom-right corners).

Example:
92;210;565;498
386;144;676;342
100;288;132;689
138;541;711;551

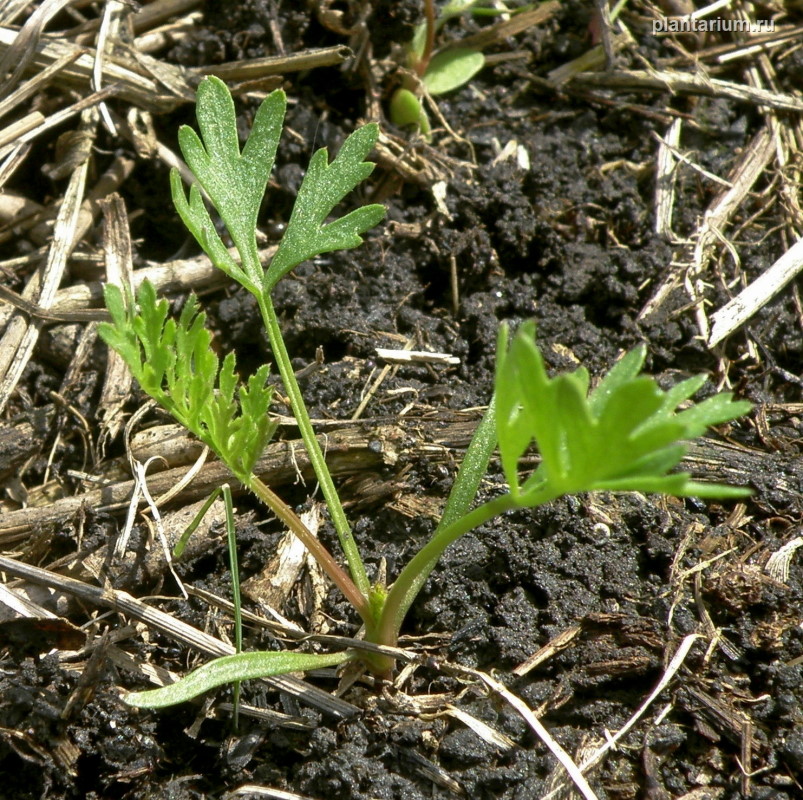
98;282;276;482
496;321;753;503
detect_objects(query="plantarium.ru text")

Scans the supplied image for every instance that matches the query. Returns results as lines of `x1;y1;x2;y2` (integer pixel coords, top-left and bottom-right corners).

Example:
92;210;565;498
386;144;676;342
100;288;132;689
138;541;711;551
98;76;752;709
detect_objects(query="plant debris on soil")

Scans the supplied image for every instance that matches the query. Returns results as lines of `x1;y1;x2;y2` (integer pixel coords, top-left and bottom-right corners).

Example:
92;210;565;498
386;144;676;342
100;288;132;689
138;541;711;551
2;1;803;798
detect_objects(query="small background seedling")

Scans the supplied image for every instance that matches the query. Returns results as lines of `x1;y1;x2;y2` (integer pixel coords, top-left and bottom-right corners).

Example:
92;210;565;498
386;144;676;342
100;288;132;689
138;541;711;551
389;0;535;136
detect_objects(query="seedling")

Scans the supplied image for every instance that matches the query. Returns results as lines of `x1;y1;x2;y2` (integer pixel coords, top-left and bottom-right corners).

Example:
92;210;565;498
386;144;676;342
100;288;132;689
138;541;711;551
389;0;531;136
99;76;751;708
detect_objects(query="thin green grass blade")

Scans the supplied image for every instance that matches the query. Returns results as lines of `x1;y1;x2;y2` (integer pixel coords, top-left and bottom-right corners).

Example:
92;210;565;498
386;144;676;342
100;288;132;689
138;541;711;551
222;484;242;729
173;487;223;558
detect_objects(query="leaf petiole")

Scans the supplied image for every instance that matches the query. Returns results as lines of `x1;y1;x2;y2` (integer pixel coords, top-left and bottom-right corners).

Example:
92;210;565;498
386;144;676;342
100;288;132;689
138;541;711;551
255;293;372;602
247;473;371;624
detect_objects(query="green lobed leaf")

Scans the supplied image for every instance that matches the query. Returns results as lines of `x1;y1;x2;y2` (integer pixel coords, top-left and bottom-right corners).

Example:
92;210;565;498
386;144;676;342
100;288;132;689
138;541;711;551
676;393;753;438
495;323;753;503
170;171;249;288
587;344;646;415
125;650;352;709
176;77;286;286
173;76;384;297
265;123;386;292
423;48;485;95
677;480;754;499
655;374;707;416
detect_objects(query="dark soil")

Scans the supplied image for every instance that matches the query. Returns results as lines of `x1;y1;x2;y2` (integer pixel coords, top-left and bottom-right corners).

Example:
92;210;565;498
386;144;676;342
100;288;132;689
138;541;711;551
2;2;803;799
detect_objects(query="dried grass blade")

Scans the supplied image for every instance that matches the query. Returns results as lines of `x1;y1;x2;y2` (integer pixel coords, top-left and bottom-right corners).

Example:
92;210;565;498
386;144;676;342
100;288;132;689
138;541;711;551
0;112;93;413
97;194;135;448
548;31;632;86
570;69;803;113
197;45;353;82
473;668;600;800
709;235;803;346
0;140;30;187
446;2;560;53
0;26;181;111
443;705;516;751
653;118;683;239
546;634;702;798
243;506;318;610
0;0;74;96
0;111;43;149
224;784;320;800
70;0;202;41
639;126;775;325
0;85;118;162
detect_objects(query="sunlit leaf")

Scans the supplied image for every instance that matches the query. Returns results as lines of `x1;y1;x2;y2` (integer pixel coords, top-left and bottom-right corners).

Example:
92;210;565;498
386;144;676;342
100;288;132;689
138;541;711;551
424;48;485;95
495;323;752;503
265;123;385;292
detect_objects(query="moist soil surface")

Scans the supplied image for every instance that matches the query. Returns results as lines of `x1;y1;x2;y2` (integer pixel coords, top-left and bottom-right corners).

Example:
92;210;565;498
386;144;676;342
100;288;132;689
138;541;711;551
2;2;803;799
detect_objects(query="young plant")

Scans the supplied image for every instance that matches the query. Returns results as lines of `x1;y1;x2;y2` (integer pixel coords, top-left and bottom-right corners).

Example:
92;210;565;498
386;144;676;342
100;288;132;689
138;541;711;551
389;0;531;136
100;76;751;708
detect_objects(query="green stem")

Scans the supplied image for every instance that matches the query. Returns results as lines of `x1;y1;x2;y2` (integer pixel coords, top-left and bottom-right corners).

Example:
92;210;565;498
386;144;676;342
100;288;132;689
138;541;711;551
246;474;372;624
365;399;499;658
256;293;371;600
222;484;242;729
417;0;437;75
372;492;518;650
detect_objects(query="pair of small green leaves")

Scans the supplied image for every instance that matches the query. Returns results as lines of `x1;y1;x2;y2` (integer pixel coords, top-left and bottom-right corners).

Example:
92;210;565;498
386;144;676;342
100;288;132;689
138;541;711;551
496;322;752;505
390;52;485;134
409;0;486;94
99;281;276;483
390;46;484;135
390;1;486;134
173;75;385;297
